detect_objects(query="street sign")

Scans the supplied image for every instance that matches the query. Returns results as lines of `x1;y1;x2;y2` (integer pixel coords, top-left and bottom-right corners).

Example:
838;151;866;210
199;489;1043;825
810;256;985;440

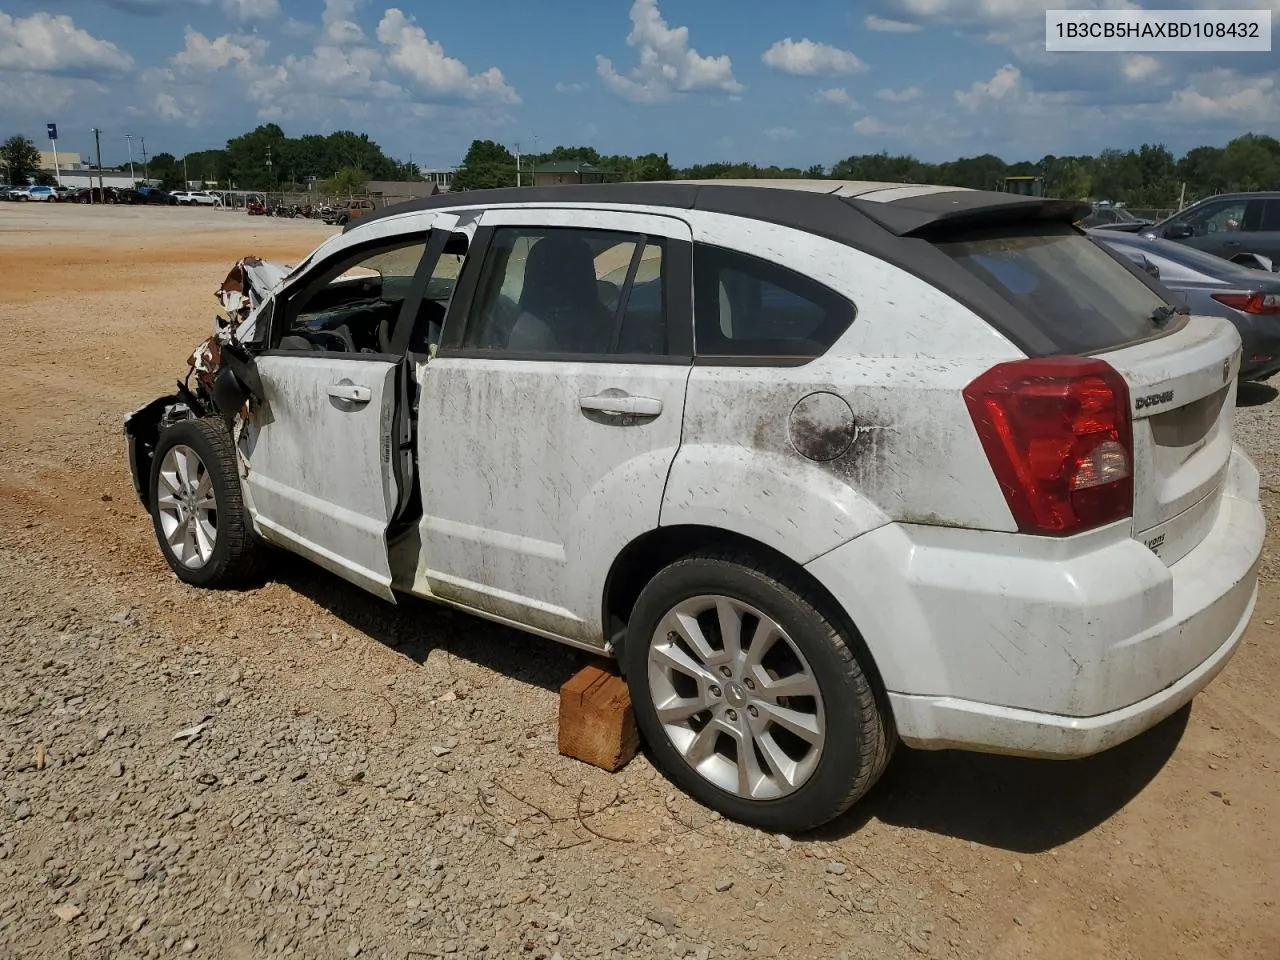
46;123;57;141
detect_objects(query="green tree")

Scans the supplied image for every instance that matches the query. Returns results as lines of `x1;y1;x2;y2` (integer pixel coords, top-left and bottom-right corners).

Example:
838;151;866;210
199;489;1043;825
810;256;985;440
326;166;369;197
452;139;516;191
1220;134;1280;192
1;135;41;185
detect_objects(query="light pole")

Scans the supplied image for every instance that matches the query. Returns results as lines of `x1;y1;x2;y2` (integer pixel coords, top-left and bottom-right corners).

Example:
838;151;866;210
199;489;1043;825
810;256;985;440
513;142;521;187
124;134;136;181
140;136;149;184
91;127;104;202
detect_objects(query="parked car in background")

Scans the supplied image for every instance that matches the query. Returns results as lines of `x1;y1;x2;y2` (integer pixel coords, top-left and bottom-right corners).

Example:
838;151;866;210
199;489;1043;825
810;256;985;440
124;180;1263;832
174;190;223;207
322;197;376;226
120;186;179;206
11;185;59;202
140;187;179;205
6;185;33;200
1144;192;1280;261
1092;228;1280;380
1081;202;1154;232
72;186;121;204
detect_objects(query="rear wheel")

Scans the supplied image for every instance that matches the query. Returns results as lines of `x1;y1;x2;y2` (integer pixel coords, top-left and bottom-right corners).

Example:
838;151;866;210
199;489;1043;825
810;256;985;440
149;418;265;588
622;551;893;833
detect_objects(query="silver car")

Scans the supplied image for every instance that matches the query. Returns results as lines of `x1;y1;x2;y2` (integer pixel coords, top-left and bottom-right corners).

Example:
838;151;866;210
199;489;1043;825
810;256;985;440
1092;229;1280;381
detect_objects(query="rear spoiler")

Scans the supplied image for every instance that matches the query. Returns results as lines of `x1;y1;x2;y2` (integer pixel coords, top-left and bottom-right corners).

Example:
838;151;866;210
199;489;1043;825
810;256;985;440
847;193;1092;238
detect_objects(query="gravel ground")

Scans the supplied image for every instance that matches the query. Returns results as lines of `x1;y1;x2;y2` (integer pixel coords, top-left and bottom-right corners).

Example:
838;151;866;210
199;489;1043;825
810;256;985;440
1;205;1277;960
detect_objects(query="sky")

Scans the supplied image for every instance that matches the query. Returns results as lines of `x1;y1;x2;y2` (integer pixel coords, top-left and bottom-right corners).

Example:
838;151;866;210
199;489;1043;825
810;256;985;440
1;0;1277;172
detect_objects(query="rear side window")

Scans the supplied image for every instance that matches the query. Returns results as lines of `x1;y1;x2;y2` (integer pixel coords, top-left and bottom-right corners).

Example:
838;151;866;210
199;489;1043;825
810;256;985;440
693;245;855;360
1260;199;1280;232
938;225;1170;354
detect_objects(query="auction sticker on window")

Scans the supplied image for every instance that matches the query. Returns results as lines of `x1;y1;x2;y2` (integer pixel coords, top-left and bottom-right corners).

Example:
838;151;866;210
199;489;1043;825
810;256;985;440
1046;9;1271;51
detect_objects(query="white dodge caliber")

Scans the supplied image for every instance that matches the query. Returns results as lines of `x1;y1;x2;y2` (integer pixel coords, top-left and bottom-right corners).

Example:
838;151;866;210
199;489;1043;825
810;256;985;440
125;180;1264;832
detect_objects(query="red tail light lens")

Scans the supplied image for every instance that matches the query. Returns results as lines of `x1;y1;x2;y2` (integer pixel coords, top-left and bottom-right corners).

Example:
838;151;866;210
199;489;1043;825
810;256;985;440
1211;292;1280;315
964;357;1133;536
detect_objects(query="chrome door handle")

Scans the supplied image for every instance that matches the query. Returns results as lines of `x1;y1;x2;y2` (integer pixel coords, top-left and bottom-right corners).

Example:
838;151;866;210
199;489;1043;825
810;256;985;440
579;394;663;418
328;382;371;404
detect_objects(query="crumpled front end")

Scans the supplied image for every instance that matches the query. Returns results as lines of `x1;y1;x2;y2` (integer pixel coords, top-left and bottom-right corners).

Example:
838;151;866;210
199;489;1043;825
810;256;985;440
124;255;289;506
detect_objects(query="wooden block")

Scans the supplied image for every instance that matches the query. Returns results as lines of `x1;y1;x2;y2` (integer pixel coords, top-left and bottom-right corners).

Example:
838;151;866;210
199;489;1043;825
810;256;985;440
558;660;640;772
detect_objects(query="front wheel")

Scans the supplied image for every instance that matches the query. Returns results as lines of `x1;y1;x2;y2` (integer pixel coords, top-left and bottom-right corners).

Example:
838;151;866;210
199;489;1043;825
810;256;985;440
149;418;265;588
622;552;893;833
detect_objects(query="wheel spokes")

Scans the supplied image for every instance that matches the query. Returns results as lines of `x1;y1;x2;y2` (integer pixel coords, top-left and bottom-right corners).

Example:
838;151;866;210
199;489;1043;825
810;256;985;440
647;593;826;803
157;444;217;570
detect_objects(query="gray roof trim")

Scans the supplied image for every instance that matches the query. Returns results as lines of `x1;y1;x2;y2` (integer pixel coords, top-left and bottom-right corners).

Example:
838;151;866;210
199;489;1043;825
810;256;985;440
346;180;1044;240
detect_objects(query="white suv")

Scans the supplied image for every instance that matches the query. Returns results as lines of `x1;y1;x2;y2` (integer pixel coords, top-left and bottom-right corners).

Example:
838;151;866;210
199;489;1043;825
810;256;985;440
175;190;222;206
124;181;1264;831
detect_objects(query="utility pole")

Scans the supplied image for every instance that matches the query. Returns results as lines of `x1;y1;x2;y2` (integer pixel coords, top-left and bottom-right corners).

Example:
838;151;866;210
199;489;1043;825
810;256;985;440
514;142;521;187
92;127;104;202
47;123;61;185
183;154;189;189
140;136;149;183
124;134;136;181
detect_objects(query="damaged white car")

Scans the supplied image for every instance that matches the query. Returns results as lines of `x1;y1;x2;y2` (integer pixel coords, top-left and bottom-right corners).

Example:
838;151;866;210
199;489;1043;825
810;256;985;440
125;181;1264;832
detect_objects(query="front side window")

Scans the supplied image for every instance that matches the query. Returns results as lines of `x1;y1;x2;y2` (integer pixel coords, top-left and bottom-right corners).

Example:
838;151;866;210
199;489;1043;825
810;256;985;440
278;238;426;354
461;227;668;356
692;245;855;360
1179;199;1248;236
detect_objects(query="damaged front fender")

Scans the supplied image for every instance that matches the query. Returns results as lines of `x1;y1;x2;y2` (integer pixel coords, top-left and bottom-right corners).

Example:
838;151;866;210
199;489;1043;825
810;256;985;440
122;392;201;509
127;255;288;508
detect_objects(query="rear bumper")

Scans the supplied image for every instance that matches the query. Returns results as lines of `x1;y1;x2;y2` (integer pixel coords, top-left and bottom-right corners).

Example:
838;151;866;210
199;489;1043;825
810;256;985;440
886;578;1254;757
807;445;1264;758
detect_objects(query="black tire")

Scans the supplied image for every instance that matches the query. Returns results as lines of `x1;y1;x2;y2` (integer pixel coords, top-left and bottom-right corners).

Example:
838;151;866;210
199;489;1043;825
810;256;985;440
622;551;894;833
148;418;266;588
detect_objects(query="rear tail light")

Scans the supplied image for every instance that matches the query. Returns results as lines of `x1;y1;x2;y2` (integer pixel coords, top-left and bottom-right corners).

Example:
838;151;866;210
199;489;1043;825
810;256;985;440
964;357;1133;536
1211;292;1280;315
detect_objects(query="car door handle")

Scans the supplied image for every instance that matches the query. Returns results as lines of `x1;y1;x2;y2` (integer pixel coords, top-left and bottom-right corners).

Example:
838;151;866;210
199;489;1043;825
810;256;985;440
1223;239;1241;247
579;393;663;418
328;383;371;404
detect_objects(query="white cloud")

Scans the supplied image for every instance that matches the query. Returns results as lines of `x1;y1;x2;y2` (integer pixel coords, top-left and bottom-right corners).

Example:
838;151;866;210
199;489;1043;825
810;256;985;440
762;38;867;76
1121;54;1162;82
596;0;742;104
764;126;798;141
280;17;316;39
815;86;856;106
955;64;1021;110
865;15;921;32
173;28;268;72
322;0;365;45
154;91;188;122
876;85;923;102
853;116;890;135
1166;68;1278;122
555;81;583;94
376;9;519;103
222;0;280;20
0;11;134;76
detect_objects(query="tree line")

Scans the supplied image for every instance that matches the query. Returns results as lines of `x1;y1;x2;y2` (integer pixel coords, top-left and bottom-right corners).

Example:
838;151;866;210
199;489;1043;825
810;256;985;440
4;124;1278;208
453;133;1280;207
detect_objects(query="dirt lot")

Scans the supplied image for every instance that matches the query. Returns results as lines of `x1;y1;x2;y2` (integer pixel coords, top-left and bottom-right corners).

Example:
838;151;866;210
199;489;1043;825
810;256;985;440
1;204;1277;960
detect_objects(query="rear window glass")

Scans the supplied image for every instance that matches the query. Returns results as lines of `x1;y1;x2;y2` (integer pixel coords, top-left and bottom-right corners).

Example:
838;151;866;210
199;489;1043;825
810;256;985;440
693;244;855;359
938;225;1170;354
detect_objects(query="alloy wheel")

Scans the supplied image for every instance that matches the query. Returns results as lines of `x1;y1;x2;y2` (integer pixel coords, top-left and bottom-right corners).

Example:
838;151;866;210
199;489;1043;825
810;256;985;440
647;595;826;801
